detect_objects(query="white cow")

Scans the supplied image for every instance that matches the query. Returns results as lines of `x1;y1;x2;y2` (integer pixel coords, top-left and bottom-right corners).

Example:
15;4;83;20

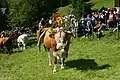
17;34;28;50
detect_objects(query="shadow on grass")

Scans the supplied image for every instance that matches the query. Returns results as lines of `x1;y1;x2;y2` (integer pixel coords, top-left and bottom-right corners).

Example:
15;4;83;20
12;50;22;53
65;59;110;70
27;37;37;47
0;49;23;55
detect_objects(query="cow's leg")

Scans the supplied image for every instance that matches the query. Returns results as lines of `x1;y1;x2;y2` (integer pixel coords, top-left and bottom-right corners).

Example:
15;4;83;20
23;44;26;50
18;42;21;50
22;41;26;50
57;55;61;63
48;50;52;66
53;56;57;73
53;51;58;73
61;58;65;69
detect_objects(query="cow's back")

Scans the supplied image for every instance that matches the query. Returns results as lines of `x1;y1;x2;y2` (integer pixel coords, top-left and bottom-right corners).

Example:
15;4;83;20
44;30;52;49
0;37;9;43
0;37;9;48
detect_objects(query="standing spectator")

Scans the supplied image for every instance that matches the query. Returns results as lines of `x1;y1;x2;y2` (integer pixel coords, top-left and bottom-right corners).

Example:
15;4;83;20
49;17;52;27
107;10;116;28
38;18;44;29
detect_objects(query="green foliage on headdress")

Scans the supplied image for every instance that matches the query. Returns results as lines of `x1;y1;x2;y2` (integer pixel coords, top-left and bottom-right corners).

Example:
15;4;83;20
49;22;57;34
62;19;70;30
51;22;56;28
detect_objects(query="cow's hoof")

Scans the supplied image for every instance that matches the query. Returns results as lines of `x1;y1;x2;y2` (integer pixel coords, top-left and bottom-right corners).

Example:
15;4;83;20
61;66;64;69
37;44;39;47
53;69;57;73
49;64;52;67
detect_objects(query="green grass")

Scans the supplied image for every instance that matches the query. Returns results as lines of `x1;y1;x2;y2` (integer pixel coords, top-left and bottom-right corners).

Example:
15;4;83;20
90;0;114;10
57;5;71;16
57;0;115;15
1;31;120;80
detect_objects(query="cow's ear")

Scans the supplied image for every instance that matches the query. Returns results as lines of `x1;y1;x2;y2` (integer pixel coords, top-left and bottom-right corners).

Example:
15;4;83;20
49;34;52;38
64;30;71;33
49;34;54;38
66;31;71;33
66;31;74;36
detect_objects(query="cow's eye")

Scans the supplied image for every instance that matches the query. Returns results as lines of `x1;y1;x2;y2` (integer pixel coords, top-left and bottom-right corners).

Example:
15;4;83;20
63;40;66;43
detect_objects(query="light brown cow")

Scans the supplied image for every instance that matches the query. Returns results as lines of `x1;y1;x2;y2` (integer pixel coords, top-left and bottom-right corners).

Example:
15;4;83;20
37;28;73;73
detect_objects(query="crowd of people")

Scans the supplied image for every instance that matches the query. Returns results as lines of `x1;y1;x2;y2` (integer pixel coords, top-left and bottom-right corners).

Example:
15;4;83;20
1;7;120;39
38;14;75;29
80;7;120;38
37;13;78;37
36;7;120;39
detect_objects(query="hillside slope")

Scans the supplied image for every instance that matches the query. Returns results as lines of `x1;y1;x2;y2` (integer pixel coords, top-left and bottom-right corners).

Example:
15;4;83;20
57;0;115;15
1;31;120;80
90;0;114;10
57;5;71;16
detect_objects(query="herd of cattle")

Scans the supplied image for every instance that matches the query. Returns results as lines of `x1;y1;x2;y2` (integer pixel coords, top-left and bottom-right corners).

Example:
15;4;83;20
1;7;120;72
0;21;74;73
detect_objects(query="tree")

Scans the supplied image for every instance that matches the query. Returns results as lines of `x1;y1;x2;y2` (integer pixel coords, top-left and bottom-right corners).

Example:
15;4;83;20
8;0;61;28
70;0;94;21
0;0;8;31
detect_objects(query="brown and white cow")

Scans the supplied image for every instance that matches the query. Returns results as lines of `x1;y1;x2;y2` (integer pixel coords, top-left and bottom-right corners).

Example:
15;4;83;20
37;28;73;73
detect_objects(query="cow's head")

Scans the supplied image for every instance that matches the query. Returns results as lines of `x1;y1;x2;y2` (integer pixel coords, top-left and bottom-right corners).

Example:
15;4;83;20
54;30;73;57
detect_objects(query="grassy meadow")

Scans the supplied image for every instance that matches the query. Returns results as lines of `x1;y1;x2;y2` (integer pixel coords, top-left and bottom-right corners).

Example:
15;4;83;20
0;0;119;80
57;5;71;16
1;31;120;80
90;0;114;10
57;0;115;15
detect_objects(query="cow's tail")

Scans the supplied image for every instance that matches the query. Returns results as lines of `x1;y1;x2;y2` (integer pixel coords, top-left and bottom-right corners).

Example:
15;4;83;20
37;29;47;51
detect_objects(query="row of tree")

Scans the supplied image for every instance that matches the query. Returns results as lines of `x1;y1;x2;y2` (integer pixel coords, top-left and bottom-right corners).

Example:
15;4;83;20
70;0;93;20
0;0;92;31
0;0;8;31
8;0;65;28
